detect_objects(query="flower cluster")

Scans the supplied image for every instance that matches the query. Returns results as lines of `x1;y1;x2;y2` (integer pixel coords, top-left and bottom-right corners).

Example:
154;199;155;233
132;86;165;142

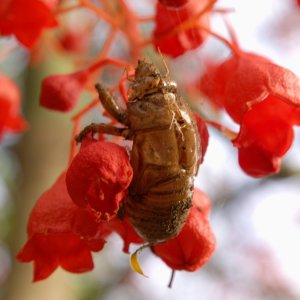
1;0;300;286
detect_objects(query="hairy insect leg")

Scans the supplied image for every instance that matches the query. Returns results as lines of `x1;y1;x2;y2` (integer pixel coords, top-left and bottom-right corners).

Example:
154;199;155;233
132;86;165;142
95;83;129;125
75;123;131;144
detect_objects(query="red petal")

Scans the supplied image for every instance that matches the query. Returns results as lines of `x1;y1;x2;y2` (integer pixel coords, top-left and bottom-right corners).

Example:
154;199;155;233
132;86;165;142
66;141;133;221
197;62;227;109
107;216;144;253
17;236;58;281
39;70;89;112
57;235;94;273
192;188;211;217
151;189;216;271
234;97;296;157
17;172;108;281
18;233;95;281
0;0;58;48
266;61;300;108
153;0;210;57
238;144;281;177
193;113;209;164
32;250;58;281
222;54;271;123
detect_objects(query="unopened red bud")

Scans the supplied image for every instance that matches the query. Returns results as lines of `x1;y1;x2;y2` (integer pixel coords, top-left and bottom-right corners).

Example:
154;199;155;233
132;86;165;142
39;70;90;112
59;30;90;54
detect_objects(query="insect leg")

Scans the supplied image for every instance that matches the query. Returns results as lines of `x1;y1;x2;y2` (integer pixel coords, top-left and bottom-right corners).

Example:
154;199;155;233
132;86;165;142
75;123;131;144
95;83;129;125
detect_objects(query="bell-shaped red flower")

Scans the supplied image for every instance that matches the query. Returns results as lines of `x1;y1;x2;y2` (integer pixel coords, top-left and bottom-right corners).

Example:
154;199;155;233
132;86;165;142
0;0;58;48
151;188;216;271
17;172;111;281
0;73;27;141
199;51;300;176
153;0;211;57
66;138;133;221
39;69;90;112
158;0;189;8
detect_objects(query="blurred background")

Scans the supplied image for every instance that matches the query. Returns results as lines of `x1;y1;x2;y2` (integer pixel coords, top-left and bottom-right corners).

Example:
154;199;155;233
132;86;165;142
1;0;300;299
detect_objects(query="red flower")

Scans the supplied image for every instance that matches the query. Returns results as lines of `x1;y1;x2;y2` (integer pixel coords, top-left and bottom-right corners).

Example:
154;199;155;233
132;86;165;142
199;52;300;176
39;69;90;112
158;0;189;8
153;0;212;57
0;0;58;48
66;138;133;221
151;188;216;271
0;73;27;141
17;172;110;281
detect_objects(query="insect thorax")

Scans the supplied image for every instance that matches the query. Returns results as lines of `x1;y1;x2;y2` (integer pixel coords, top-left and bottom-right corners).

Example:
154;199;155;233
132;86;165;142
128;60;177;102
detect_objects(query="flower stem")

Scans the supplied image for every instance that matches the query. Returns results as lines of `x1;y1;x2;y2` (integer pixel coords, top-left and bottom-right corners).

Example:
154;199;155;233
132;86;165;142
205;120;238;140
55;3;83;15
88;58;130;74
79;0;118;27
69;98;100;163
199;25;241;56
97;27;118;60
168;269;176;288
138;15;155;22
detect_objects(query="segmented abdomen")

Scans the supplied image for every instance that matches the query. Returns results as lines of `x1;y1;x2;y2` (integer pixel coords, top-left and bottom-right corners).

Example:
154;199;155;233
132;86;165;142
125;93;200;243
126;171;193;243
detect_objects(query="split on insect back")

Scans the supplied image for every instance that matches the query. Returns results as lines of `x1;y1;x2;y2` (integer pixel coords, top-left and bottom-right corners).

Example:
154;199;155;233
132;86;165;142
17;58;216;286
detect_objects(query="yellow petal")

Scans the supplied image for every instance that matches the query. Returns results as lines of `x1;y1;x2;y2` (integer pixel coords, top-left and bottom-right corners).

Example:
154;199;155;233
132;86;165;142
130;246;148;277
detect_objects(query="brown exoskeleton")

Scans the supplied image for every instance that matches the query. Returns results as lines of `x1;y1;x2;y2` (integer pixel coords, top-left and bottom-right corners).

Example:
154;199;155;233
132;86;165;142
76;59;201;244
